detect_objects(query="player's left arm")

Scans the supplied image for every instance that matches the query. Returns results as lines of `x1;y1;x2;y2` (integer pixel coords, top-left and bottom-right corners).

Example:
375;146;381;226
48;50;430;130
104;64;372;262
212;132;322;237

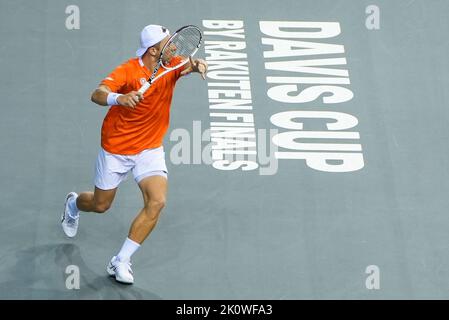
180;56;208;79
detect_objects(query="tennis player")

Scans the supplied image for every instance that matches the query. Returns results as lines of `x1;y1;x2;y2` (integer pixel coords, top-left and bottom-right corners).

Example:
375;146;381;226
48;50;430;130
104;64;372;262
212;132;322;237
61;24;208;284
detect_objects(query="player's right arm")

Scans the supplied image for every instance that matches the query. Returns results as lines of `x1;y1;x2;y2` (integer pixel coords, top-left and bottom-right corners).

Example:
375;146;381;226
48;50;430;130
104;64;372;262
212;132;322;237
91;85;143;108
91;63;143;108
90;84;112;106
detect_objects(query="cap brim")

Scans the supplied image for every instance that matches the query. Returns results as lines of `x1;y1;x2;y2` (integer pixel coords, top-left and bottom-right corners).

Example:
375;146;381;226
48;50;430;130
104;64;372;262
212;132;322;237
136;47;148;57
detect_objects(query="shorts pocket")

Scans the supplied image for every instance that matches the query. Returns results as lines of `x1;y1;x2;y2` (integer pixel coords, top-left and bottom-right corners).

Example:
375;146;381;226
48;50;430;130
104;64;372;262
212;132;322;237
104;151;131;174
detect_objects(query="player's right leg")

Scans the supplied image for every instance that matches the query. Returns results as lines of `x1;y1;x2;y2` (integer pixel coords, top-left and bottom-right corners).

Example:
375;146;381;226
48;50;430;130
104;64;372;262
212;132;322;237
61;148;130;238
61;188;117;237
76;187;117;213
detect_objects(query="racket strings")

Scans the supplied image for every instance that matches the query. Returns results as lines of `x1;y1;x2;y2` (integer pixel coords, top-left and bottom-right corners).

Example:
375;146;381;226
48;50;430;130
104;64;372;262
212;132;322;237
162;27;201;68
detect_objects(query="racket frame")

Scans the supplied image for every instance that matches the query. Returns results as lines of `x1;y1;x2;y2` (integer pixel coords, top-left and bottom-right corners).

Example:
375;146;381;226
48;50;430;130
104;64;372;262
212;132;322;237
138;25;202;95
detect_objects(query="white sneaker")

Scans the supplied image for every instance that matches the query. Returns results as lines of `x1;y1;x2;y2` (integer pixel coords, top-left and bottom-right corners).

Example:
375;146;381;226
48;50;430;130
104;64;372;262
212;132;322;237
107;256;134;284
61;192;79;238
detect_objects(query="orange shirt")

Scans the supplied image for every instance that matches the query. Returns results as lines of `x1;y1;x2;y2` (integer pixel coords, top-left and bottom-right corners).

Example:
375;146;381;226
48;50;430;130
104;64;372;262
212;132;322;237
100;58;183;155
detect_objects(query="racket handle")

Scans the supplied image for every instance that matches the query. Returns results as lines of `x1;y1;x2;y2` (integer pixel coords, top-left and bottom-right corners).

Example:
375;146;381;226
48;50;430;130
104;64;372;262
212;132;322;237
138;82;151;95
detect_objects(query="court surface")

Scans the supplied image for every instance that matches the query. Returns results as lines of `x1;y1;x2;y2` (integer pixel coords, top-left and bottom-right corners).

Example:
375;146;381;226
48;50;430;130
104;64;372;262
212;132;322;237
1;0;449;299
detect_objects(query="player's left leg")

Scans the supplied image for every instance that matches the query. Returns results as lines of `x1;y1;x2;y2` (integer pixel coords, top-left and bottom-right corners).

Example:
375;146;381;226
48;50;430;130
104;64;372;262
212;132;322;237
107;174;167;284
130;174;168;243
107;146;169;284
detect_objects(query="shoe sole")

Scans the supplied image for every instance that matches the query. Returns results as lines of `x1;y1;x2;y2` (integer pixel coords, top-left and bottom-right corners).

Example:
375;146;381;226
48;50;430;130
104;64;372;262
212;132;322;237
61;193;78;238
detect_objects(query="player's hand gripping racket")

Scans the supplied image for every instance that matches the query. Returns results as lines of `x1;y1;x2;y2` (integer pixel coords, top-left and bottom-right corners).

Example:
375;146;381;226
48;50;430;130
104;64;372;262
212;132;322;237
138;25;203;95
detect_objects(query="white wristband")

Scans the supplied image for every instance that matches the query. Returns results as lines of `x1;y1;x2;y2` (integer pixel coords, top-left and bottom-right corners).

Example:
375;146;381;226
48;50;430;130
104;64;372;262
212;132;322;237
107;92;123;106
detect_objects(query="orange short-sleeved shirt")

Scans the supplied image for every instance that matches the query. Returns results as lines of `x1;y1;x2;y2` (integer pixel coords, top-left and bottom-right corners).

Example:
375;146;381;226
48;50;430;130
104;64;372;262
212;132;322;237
100;58;183;155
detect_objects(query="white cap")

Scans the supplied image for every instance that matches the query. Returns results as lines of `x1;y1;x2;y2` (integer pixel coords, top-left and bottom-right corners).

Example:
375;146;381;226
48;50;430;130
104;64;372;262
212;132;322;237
136;24;170;57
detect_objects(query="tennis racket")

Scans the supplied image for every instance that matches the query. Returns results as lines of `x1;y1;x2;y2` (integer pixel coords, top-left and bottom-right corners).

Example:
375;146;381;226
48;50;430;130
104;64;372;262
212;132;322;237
138;25;203;95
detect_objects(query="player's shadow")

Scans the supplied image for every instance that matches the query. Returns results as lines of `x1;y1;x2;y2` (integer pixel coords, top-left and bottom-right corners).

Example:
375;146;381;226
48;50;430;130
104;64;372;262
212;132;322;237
0;243;162;299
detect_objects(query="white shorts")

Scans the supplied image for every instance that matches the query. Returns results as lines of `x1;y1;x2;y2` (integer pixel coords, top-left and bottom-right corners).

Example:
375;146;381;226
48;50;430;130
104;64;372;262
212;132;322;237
94;146;168;190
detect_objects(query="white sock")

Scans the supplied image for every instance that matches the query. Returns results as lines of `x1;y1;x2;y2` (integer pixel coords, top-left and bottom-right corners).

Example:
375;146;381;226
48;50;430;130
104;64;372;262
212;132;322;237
117;237;141;262
68;196;79;218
